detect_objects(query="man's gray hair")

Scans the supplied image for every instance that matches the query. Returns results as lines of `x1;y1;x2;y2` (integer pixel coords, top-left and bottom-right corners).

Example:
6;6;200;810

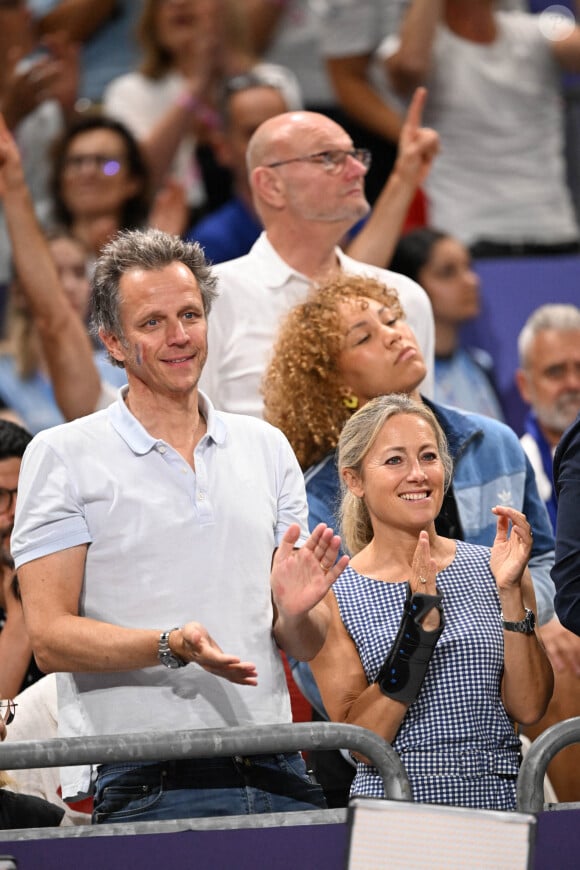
518;303;580;369
90;229;218;368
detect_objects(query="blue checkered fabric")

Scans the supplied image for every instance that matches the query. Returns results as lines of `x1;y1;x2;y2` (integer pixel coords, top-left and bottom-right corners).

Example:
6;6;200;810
333;540;521;809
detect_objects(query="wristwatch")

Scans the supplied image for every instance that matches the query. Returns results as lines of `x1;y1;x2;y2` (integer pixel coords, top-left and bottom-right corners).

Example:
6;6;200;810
158;629;187;669
501;608;536;635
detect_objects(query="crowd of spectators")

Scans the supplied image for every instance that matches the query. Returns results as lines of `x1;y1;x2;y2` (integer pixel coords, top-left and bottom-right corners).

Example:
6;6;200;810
0;0;579;827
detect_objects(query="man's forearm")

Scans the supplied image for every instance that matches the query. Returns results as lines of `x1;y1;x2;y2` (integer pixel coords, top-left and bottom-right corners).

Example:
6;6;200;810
345;166;416;267
385;0;442;96
327;56;403;143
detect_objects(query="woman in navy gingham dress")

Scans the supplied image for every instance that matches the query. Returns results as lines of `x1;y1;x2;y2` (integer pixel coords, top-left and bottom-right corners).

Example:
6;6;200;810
311;395;553;810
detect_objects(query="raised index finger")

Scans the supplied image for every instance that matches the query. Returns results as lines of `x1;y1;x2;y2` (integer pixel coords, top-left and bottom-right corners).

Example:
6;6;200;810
405;86;427;133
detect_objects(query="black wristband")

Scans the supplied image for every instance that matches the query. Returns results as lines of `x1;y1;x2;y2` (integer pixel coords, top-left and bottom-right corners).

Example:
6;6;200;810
376;584;444;705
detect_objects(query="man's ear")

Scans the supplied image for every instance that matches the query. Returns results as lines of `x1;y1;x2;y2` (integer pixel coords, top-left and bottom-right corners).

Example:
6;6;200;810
515;368;532;405
99;328;127;365
342;467;364;498
250;165;286;211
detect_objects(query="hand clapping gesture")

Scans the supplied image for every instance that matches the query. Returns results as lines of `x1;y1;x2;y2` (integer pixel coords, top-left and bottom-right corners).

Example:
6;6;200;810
270;523;349;620
270;523;349;660
490;505;534;592
179;622;258;686
409;530;441;632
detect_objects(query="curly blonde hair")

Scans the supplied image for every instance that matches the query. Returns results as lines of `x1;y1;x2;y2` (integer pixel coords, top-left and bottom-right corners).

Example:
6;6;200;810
262;273;403;469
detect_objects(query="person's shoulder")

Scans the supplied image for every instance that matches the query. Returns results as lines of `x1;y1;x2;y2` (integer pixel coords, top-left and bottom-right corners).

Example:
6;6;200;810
217;409;288;444
457;406;520;446
189;201;260;265
304;452;338;488
339;254;427;296
212;248;254;278
554;413;580;470
453;538;493;563
496;8;552;47
431;399;520;453
27;408;110;452
103;70;146;99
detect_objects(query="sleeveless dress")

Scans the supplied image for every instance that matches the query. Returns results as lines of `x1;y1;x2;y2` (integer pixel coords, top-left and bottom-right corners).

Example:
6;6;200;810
333;540;521;810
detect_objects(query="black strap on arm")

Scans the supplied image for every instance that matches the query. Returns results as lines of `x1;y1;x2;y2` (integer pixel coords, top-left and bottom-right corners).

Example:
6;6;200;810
376;583;445;705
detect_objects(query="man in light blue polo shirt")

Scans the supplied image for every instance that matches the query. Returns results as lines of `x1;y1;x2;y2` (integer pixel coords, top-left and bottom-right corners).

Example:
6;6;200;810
11;228;348;823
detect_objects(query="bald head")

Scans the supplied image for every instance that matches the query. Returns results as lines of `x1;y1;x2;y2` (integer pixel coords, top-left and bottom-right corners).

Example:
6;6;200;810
246;111;351;174
246;110;370;232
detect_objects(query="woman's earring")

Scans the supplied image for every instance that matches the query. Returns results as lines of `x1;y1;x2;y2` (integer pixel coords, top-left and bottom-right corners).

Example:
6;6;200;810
342;393;358;410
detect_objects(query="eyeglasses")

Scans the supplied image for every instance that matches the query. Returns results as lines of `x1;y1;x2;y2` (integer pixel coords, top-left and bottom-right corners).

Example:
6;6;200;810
0;700;17;725
265;148;372;175
0;487;17;513
63;154;125;176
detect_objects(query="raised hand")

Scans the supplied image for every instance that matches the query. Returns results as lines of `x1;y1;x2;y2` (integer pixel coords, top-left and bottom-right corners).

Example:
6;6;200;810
396;86;440;188
490;505;534;592
270;523;349;620
0;113;26;196
180;622;258;685
410;530;441;631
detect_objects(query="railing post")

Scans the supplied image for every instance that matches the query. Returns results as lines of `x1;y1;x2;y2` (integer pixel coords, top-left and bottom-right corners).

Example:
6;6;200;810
517;717;580;813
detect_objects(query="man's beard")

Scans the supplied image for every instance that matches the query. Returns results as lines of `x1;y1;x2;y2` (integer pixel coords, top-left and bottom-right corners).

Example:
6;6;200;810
535;392;580;435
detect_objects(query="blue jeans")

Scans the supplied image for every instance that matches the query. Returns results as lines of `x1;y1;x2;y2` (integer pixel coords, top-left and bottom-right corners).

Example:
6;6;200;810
92;753;327;824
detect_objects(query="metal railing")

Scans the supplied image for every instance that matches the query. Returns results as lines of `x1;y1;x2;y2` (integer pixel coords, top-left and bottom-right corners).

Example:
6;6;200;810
0;722;412;838
517;716;580;813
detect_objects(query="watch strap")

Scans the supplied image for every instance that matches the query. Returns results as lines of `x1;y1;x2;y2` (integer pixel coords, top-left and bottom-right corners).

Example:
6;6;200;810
158;628;187;668
501;608;535;634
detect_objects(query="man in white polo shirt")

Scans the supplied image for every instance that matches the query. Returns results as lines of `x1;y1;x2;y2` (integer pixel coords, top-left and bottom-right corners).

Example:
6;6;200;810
11;228;348;823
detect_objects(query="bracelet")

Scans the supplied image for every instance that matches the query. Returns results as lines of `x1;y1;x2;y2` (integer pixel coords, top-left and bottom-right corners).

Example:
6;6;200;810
175;91;222;130
376;584;444;704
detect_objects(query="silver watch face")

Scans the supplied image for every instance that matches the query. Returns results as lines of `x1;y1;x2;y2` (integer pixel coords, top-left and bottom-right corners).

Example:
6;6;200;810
160;652;182;669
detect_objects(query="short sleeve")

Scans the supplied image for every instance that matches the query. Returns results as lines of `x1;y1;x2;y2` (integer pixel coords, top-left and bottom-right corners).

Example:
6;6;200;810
11;436;92;569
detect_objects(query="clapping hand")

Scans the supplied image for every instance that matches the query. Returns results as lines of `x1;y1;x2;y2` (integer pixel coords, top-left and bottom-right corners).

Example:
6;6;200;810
180;622;258;685
490;505;533;591
410;530;441;631
270;523;349;620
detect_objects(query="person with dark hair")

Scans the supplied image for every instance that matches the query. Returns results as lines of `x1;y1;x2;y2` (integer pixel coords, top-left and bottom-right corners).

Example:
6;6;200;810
50;115;151;262
391;227;504;419
11;227;348;823
553;412;580;637
184;68;302;264
309;393;552;808
0;419;43;699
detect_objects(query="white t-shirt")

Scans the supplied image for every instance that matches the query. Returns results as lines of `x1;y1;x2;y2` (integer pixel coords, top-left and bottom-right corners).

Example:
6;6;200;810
4;675;90;825
103;70;205;207
382;12;579;245
201;232;435;418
